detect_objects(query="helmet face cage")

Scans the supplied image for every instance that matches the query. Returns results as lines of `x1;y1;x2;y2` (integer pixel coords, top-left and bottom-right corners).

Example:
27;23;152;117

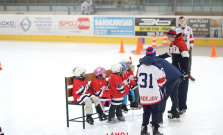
119;62;128;71
121;58;132;70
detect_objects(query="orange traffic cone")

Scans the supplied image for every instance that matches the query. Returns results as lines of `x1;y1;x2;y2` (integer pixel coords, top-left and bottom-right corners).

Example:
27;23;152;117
210;42;218;57
134;40;142;55
118;39;125;53
162;33;168;45
140;37;143;49
0;62;2;70
152;35;157;47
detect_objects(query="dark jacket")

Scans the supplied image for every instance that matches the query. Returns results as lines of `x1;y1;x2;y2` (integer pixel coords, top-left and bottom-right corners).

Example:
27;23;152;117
156;58;183;85
142;56;162;69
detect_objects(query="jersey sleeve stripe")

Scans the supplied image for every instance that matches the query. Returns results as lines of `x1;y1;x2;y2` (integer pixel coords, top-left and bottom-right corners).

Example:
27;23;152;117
76;86;86;94
158;76;166;86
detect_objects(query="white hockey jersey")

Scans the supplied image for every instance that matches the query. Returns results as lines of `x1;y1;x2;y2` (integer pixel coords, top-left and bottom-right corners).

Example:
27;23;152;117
175;25;194;49
137;64;166;105
81;1;90;15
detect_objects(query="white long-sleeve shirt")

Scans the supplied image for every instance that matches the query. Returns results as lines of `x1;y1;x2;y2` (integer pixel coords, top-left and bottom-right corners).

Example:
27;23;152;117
176;25;194;49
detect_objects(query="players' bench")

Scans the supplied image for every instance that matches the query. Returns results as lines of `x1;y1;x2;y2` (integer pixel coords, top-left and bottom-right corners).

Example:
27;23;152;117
65;66;135;129
65;70;112;129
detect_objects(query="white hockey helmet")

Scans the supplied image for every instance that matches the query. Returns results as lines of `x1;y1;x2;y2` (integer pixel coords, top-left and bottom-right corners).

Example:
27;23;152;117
73;66;86;77
111;63;123;74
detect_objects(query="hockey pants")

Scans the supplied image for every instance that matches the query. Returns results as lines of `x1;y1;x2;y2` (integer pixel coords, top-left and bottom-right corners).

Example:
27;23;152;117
122;89;135;105
108;104;123;119
178;76;189;111
83;96;100;115
160;77;181;114
142;102;160;129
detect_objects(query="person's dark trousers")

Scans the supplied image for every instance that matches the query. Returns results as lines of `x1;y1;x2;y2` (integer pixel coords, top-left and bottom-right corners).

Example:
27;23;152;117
178;76;189;111
133;87;140;105
108;104;123;119
142;102;160;129
189;48;192;74
160;77;181;114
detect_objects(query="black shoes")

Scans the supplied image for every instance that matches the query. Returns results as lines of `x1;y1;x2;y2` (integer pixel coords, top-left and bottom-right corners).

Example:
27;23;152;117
179;109;187;115
122;105;129;113
141;126;150;135
168;108;180;119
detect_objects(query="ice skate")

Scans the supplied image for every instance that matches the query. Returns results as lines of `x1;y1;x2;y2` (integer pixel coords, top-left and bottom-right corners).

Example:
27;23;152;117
107;117;118;123
168;108;180;119
0;127;4;135
122;105;128;113
86;115;94;125
118;116;125;121
141;126;150;135
130;102;138;110
179;109;187;115
152;127;163;135
99;113;108;121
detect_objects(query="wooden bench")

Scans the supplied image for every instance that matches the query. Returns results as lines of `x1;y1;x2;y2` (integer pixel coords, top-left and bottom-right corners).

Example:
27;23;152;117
65;65;135;129
65;70;113;129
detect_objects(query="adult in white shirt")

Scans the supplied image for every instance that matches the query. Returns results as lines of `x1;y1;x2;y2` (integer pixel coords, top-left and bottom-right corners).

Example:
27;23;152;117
175;16;195;81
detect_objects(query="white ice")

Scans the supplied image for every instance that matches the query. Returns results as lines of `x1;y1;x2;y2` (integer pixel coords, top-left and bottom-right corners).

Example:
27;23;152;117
0;41;223;135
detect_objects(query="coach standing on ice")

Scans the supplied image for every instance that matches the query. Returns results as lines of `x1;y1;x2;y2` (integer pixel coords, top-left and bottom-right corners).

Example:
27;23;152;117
158;29;189;115
176;16;195;81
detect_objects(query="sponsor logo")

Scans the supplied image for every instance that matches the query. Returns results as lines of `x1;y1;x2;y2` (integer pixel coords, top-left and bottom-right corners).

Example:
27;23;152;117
59;18;90;30
0;21;16;28
20;17;32;32
139;19;171;26
95;19;133;26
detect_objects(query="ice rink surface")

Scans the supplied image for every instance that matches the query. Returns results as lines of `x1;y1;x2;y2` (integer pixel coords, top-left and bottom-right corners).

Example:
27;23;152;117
0;41;223;135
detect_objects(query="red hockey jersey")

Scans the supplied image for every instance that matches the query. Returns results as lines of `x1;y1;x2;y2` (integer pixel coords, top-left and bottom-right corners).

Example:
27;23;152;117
72;78;92;104
90;78;111;100
126;69;137;87
108;73;130;105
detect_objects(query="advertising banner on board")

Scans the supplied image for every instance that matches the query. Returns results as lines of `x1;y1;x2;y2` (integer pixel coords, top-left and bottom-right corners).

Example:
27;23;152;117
0;15;18;35
19;15;55;35
55;15;94;36
94;16;134;36
188;18;210;38
135;17;176;37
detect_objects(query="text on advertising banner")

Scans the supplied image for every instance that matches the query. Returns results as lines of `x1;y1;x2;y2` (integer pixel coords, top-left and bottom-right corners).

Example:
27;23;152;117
135;17;176;37
94;17;134;36
188;18;210;38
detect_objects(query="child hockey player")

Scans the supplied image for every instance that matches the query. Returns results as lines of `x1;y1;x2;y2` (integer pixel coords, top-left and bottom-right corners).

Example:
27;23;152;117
107;63;130;122
72;66;107;125
90;67;112;109
138;47;166;135
121;58;138;112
